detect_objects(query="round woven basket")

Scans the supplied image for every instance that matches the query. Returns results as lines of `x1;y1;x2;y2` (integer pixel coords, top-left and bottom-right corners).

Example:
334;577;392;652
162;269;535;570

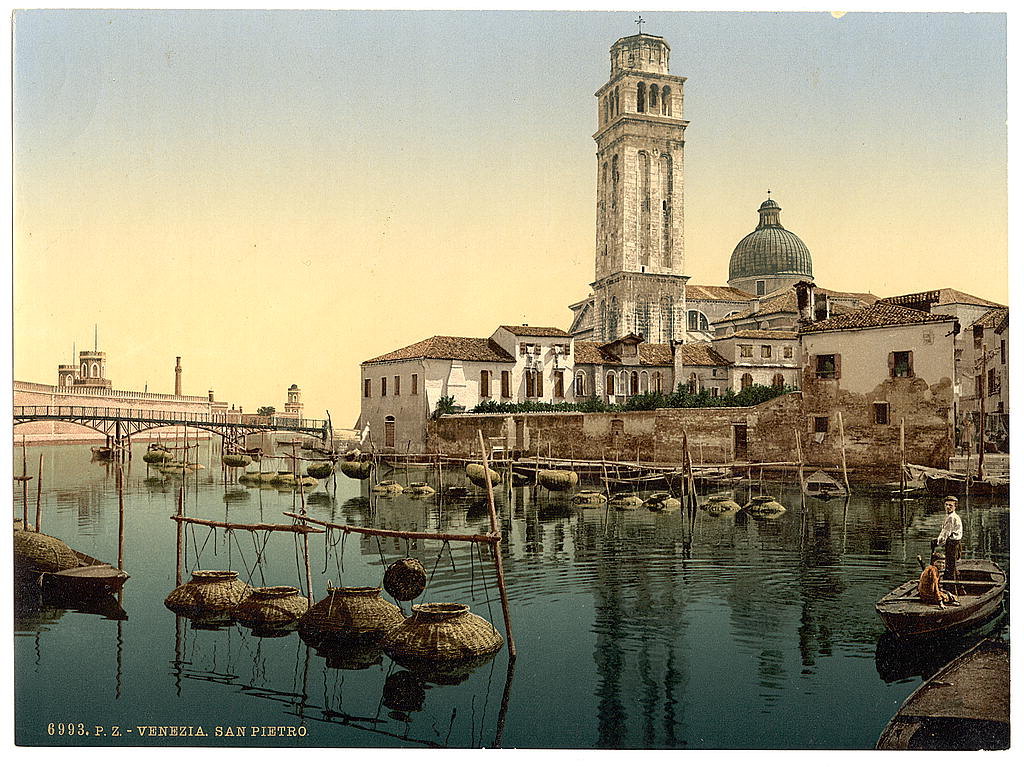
298;585;403;642
743;496;787;517
299;629;386;669
14;530;81;574
238;470;261;485
703;495;741;516
383;558;427;602
466;464;502;488
231;586;308;627
538;469;579;491
307;462;334;480
222;453;252;468
571;490;607;506
339;460;372;480
608;493;643;508
143;448;172;464
164;570;253;613
383;602;503;664
403;482;435;496
371;480;404;495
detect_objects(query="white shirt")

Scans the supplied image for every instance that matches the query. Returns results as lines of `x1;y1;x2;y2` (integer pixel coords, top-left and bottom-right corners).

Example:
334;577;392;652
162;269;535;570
937;511;963;545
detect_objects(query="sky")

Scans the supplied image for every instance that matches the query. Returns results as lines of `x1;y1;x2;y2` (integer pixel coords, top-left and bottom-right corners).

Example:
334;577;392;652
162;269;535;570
11;9;1008;429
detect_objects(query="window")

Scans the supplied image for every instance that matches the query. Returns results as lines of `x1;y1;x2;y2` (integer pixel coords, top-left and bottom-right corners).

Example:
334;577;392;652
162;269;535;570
636;81;646;112
630;371;639;395
890;351;913;378
813;416;830;434
661;85;671;115
687;310;708;331
784;346;794;359
525;370;535;398
740;373;753;390
574;372;587;397
1000;339;1006;366
519;343;530;355
653;371;663;393
606;372;616;396
739;345;753;358
756;280;766;296
384;416;395;448
711;387;721;397
761;345;772;359
480;370;491;398
363;378;371;398
688;372;698;393
973;325;983;350
380;377;387;396
411;374;418;395
394;375;401;396
554;371;564;398
988;369;1000;396
772;373;785;389
501;370;511;398
873;402;890;425
815;354;839;379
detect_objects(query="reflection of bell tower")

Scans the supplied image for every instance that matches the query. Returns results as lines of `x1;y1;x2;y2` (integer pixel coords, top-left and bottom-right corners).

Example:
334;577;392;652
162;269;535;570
284;384;303;419
591;32;690;343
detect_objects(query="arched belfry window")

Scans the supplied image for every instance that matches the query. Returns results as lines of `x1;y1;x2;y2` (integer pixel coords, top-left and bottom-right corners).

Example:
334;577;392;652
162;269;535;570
81;363;87;377
649;84;659;111
662;86;671;116
614;87;620;114
611;155;619;210
636;82;646;113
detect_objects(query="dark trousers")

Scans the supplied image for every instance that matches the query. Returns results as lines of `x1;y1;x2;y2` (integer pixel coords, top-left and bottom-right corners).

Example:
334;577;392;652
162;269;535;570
944;539;962;582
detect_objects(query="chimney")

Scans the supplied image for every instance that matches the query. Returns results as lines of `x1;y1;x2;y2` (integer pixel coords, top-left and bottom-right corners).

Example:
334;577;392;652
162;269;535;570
814;292;829;322
796;281;815;325
174;356;182;396
208;389;214;402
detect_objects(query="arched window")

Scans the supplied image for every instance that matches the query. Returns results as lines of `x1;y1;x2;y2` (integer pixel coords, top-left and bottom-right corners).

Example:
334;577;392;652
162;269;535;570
630;371;639;396
688;372;699;394
609;296;620;339
662;86;671;115
81;363;87;377
606;372;616;397
660;154;673;264
640;371;649;393
687;310;709;331
741;373;753;390
614;87;620;114
635;297;650;340
620;370;630;395
64;375;73;387
772;373;785;389
575;371;588;397
637;152;651;266
610;155;619;210
636;81;646;112
384;416;396;448
649;84;659;111
91;363;99;377
653;371;663;394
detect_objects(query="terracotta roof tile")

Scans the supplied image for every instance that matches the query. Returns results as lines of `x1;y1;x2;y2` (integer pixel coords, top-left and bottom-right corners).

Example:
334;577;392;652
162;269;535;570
882;288;1004;309
638;343;674;366
497;325;570;337
573;341;617;365
714;330;799;341
798;302;956;334
573;341;673;367
973;307;1009;330
364;336;515;364
675;343;730;366
686;284;755;301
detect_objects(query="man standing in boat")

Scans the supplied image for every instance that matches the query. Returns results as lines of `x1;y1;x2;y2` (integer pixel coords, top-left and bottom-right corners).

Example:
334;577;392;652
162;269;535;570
934;495;963;588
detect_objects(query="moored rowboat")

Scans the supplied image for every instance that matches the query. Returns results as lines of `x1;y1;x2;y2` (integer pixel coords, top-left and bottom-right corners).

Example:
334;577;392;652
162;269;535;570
874;559;1005;638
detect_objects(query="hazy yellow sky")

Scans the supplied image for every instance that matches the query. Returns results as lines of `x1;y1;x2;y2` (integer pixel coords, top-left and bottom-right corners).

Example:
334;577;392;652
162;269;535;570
13;10;1007;427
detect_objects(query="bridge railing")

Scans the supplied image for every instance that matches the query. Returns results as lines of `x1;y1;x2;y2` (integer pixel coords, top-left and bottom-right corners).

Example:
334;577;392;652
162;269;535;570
13;405;328;431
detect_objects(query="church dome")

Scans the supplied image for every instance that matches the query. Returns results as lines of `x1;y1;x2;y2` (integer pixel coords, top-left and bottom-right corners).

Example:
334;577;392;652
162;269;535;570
728;197;813;282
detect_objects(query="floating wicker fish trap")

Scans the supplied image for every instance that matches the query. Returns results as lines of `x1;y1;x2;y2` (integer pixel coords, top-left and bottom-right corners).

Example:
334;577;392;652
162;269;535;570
444;486;472;499
703;495;741;516
571;490;607;506
297;475;318;488
143;448;172;464
307;462;334;480
238;470;261;485
403;482;435;497
222;453;252;468
537;469;579;492
258;471;277;483
383;558;427;602
298;585;403;642
644;492;680;510
339;460;372;480
164;570;253;614
510;472;532;487
14;530;81;574
466;463;502;488
608;492;643;508
270;471;296;485
371;480;404;495
742;495;787;517
231;586;308;627
383;602;504;665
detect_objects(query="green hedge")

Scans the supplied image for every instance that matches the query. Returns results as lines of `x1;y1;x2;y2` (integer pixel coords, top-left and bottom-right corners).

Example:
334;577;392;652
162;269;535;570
470;384;797;415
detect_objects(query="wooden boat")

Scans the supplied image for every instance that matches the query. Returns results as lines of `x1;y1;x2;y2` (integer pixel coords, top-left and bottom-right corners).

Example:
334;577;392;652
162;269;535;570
802;470;847;499
876;638;1008;750
34;548;129;597
91;445;115;460
923;470;1008;498
874;559;1006;638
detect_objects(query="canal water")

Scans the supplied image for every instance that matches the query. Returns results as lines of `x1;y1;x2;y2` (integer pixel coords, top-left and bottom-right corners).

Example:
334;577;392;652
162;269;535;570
13;443;1010;749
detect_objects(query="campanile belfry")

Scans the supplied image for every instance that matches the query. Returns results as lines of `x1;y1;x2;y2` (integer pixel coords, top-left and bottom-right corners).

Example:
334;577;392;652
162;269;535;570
587;32;690;344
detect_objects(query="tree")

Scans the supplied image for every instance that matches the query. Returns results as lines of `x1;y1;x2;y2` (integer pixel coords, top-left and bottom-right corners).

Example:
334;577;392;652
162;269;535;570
257;405;276;416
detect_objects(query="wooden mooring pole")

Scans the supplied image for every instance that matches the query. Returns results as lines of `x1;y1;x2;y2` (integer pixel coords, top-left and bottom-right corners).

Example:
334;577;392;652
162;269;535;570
175;487;184;587
117;465;126;571
899;418;907;495
837;410;850;492
478;431;517;658
35;454;44;533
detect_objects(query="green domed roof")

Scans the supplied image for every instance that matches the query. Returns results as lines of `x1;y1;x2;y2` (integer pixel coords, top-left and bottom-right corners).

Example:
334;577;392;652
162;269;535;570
728;198;813;282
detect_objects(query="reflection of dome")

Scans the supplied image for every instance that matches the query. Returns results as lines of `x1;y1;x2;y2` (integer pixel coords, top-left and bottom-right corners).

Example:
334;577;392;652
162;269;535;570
728;198;813;282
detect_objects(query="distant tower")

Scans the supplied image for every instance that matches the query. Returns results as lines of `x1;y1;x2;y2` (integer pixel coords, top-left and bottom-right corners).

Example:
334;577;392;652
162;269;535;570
284;384;303;419
591;31;690;343
727;196;814;296
174;356;182;396
57;363;76;388
76;349;111;388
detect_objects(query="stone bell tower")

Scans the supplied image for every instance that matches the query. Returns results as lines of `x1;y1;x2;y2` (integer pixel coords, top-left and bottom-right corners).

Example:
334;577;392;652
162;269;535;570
590;32;690;344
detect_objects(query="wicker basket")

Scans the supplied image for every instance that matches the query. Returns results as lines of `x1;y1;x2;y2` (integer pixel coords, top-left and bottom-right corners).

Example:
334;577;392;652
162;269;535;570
14;530;81;574
298;585;403;642
644;492;680;510
383;602;503;664
238;470;261;485
608;493;643;508
371;480;404;495
307;462;334;480
231;586;308;627
383;558;427;602
164;570;253;613
339;460;372;480
742;495;787;518
466;463;502;488
703;495;741;516
538;469;579;492
403;482;435;497
300;631;386;670
143;448;173;464
222;453;252;468
571;490;607;506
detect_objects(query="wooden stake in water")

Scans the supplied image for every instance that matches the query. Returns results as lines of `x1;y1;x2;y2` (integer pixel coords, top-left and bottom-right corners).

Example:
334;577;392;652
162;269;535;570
35;454;44;532
837;410;850;491
117;465;126;571
478;430;517;658
899;419;907;495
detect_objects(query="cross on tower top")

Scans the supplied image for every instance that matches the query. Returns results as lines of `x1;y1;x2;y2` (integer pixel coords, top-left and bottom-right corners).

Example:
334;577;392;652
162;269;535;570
636;15;645;34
